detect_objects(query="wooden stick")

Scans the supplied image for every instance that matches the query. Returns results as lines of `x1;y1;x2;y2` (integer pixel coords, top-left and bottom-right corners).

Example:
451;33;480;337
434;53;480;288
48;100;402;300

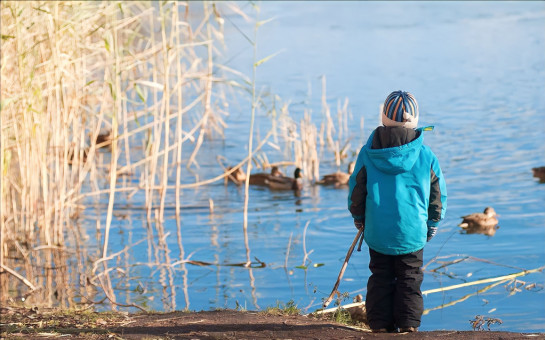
323;229;363;308
423;279;509;315
314;300;365;316
309;264;545;315
422;265;545;295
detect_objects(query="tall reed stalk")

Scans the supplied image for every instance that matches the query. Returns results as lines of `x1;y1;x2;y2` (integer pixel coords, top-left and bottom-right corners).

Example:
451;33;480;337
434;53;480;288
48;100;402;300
0;1;232;308
241;7;259;267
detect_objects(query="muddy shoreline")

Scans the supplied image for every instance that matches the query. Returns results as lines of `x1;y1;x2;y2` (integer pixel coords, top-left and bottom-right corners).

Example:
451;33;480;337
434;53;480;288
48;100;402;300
1;307;544;339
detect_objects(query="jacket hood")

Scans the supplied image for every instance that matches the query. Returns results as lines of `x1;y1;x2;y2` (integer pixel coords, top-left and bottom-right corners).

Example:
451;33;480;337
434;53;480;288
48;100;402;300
365;128;423;175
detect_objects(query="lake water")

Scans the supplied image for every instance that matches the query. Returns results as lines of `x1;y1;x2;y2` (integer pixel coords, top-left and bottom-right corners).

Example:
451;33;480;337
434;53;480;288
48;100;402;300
81;1;545;332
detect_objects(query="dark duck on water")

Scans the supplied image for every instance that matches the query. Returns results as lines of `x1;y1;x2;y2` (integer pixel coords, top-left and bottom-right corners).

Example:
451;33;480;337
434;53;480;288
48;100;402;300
266;167;303;191
248;166;284;186
532;166;545;183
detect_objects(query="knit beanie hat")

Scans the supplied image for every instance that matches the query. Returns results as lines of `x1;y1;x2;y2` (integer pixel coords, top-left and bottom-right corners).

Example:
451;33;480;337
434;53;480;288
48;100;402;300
381;90;419;129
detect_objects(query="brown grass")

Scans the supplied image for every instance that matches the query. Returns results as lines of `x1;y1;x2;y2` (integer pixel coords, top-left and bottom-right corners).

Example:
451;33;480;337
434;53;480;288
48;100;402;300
0;0;234;309
0;1;356;311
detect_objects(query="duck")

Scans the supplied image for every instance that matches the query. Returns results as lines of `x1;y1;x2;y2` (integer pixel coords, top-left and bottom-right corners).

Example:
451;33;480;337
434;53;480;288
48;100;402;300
458;207;499;236
225;166;246;185
248;166;284;186
67;146;89;165
266;167;303;191
532;166;545;183
94;130;113;149
316;162;355;187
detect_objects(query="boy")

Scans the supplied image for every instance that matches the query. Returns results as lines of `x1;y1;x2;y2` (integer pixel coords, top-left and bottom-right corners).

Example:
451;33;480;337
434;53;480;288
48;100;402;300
347;90;447;333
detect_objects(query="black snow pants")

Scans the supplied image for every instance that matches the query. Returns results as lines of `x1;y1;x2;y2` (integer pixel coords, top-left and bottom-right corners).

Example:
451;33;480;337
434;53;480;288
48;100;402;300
366;248;424;330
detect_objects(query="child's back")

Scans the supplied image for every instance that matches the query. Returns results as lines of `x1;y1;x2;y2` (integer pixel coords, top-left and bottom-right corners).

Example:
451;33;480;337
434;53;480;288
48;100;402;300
347;91;447;333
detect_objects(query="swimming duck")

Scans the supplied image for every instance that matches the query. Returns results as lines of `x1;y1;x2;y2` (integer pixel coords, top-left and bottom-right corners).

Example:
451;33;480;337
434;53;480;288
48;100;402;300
316;162;355;187
225;166;246;185
266;167;303;191
271;166;284;177
67;146;89;165
458;207;499;236
96;130;112;145
248;166;284;186
532;166;545;183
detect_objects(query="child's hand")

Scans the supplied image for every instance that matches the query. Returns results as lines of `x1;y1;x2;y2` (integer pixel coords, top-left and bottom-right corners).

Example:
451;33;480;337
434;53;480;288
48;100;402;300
427;226;437;242
354;220;364;231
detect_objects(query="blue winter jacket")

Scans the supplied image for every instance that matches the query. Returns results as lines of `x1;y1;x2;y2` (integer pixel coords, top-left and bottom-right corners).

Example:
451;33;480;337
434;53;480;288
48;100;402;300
347;126;447;255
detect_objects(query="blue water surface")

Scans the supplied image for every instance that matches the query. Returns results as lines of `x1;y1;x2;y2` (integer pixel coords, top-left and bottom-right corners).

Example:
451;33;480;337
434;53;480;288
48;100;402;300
84;1;545;332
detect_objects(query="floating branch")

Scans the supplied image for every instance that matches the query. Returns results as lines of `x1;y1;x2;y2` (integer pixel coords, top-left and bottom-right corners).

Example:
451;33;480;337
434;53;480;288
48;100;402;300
423;279;508;315
309;265;545;314
422;265;545;295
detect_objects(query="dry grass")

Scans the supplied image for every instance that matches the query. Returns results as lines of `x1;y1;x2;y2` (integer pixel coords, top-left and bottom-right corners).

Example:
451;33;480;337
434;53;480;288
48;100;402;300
0;1;357;311
0;0;235;309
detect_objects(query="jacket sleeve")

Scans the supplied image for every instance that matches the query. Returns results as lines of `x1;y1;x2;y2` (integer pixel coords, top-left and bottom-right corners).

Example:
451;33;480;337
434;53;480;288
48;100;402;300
348;148;368;221
427;154;447;229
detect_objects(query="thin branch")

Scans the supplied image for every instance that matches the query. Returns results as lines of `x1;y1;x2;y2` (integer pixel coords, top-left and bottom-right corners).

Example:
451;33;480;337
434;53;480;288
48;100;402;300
423;265;545;295
0;264;37;291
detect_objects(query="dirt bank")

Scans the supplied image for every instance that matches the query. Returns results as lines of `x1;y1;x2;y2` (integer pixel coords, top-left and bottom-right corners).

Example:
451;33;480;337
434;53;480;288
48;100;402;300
1;307;543;339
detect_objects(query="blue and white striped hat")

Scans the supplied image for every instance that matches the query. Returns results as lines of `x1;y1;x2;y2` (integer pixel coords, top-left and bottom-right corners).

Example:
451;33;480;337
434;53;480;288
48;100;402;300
381;90;419;128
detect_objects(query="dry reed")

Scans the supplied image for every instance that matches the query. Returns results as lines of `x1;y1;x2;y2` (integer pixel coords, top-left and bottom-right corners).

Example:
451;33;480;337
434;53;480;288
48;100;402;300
0;1;235;309
1;0;358;311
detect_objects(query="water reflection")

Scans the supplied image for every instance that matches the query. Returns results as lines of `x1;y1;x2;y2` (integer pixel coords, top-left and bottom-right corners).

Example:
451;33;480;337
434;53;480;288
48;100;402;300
459;224;500;237
175;217;190;310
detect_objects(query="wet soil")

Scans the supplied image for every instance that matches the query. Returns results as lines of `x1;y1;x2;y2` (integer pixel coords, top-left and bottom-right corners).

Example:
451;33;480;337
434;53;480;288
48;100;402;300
1;307;543;339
